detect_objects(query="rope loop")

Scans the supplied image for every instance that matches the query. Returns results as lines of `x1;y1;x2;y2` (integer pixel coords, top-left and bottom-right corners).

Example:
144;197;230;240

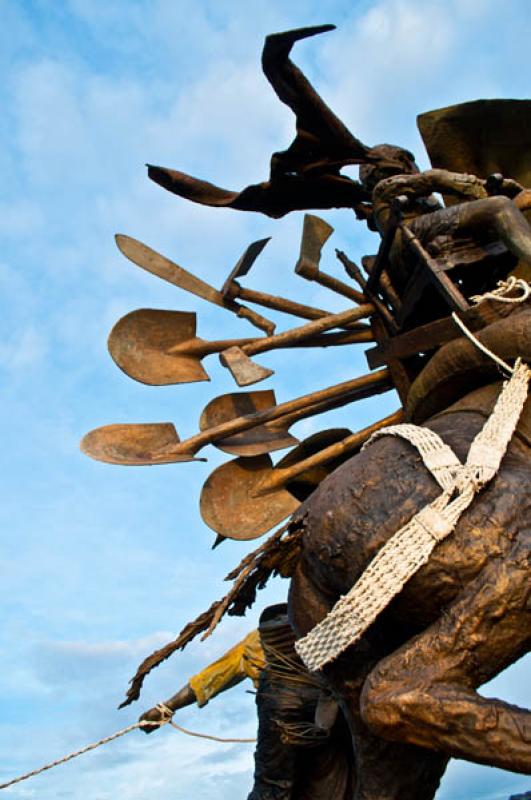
470;277;531;306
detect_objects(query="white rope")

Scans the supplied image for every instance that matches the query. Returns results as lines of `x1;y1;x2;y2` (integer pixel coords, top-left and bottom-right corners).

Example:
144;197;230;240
451;312;514;375
0;704;255;791
296;299;530;672
470;277;531;305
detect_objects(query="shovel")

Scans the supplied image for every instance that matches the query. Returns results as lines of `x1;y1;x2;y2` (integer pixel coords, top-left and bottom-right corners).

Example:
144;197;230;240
295;215;366;304
200;410;403;540
80;367;391;465
198;371;388;456
200;428;352;541
115;234;276;335
108;308;374;385
219;301;375;386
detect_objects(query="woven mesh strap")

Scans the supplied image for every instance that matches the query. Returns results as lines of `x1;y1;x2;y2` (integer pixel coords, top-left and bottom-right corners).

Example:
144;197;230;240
296;362;529;672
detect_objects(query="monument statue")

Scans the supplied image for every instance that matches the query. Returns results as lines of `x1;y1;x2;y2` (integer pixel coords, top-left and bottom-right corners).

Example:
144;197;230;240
81;24;531;800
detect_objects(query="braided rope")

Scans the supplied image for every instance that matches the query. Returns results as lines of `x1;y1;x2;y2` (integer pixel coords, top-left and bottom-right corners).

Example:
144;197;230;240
470;276;531;305
0;703;255;791
296;358;529;672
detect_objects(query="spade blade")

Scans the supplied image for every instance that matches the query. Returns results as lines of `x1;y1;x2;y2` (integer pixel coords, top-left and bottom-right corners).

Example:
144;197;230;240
200;454;299;540
80;423;201;466
199;390;299;456
108;309;210;385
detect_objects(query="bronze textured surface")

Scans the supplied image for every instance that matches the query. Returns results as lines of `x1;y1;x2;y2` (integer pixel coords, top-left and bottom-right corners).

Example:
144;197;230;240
418;99;531;190
77;20;531;800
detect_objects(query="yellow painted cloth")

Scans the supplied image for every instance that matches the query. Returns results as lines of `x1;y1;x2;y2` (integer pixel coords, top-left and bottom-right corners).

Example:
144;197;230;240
189;630;265;707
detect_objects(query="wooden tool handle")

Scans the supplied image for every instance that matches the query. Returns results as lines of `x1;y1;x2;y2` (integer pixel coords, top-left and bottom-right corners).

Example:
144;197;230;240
236;304;276;335
256;409;404;494
240;303;374;357
182;367;389;455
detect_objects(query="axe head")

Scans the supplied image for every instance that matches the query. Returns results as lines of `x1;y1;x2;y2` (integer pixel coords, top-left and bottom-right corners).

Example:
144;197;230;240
295;214;334;278
220;237;271;297
219;346;275;386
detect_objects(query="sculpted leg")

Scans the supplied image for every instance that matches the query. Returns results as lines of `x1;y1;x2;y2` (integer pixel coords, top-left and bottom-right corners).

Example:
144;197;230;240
360;536;531;773
290;564;449;799
459;194;531;265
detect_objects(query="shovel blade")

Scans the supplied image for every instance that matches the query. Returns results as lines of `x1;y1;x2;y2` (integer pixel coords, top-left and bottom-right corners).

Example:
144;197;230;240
108;309;210;385
219;346;274;386
80;423;200;466
200;455;299;540
200;390;299;456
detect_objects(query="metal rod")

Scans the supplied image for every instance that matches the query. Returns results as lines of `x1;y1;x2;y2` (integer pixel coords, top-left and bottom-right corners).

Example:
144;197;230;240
178;367;391;456
254;409;404;495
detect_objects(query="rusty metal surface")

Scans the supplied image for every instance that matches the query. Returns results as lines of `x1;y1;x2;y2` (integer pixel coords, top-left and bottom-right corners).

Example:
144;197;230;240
220;237;271;297
200;429;350;540
219;305;375;386
108;308;260;385
81;368;391;466
108;309;210;385
295;214;334;279
80;423;202;466
200;454;299;540
115;234;275;334
199;390;299;456
219;345;274;386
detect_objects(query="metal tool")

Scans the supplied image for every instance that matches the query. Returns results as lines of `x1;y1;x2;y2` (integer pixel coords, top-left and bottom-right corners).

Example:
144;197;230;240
219;302;375;386
108;308;373;385
200;428;352;541
115;234;276;335
295;215;366;304
198;375;385;456
220;238;369;329
200;411;403;540
80;368;391;465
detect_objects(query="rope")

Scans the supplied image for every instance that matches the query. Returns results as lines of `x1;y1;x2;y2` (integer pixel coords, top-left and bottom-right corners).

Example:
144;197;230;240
451;312;514;375
470;276;531;305
0;703;254;791
296;299;530;671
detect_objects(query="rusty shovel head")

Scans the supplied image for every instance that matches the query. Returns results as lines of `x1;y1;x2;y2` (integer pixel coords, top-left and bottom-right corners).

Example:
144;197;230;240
80;423;202;466
108;309;210;385
200;454;300;540
219;345;274;386
200;390;299;456
199;428;351;540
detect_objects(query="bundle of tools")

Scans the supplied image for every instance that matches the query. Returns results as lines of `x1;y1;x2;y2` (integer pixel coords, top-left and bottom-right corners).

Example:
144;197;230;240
82;213;406;542
80;25;531;713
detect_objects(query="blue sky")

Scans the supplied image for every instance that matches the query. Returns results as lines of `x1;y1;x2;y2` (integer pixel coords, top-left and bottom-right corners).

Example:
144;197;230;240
1;1;530;798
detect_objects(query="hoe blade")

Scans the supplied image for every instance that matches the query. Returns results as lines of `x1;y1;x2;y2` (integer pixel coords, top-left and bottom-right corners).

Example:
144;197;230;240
108;309;209;385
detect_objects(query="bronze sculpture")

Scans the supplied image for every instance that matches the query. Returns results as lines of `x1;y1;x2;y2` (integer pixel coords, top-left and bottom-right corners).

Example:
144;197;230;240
81;24;530;800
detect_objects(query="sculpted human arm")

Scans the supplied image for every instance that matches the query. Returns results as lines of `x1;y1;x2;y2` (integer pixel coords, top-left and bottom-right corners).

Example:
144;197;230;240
373;169;488;207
